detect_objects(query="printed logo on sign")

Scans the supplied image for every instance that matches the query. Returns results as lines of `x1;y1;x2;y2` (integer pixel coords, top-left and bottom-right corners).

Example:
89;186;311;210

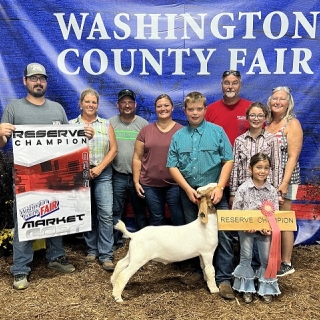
19;199;60;220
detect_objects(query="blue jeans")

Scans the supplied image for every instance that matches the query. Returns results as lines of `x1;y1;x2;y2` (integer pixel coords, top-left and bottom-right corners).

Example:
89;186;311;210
233;232;280;296
112;170;147;246
238;231;270;270
180;188;234;285
85;166;113;262
143;185;185;226
10;200;65;276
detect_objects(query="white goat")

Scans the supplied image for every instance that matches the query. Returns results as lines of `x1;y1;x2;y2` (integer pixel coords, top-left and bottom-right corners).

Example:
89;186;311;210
111;183;219;302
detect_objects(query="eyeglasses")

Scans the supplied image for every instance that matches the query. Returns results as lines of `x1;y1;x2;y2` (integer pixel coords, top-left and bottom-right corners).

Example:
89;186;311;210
248;114;265;120
27;76;47;83
222;70;241;78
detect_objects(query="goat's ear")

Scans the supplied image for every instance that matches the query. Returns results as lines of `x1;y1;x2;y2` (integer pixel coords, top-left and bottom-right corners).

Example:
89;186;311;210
200;212;208;224
198;197;208;224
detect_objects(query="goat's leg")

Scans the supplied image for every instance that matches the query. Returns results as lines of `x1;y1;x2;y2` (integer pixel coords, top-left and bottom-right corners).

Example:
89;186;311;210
112;259;149;302
200;253;219;293
199;255;207;281
111;253;130;287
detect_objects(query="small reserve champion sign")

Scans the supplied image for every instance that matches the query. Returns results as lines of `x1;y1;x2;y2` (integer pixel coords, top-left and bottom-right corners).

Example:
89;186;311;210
12;124;92;241
217;210;297;231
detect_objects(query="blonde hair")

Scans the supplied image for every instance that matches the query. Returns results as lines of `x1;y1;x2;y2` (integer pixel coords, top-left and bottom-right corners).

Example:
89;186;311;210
267;86;295;123
184;91;206;108
79;88;100;106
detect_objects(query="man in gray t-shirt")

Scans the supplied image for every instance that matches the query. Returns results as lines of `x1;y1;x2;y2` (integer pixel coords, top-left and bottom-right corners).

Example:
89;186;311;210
109;89;148;249
0;63;93;290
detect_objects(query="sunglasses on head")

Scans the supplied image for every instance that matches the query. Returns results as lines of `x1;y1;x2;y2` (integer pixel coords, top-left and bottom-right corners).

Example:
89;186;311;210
222;70;241;78
272;86;291;93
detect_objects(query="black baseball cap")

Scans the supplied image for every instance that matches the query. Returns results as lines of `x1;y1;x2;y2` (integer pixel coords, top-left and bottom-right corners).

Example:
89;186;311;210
117;89;136;101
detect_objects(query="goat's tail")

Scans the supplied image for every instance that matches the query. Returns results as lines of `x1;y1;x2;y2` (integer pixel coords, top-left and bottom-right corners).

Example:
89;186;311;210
114;220;134;239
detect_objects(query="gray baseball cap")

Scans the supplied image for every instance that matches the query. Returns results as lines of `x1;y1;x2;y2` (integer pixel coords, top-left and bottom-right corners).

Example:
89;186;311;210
24;63;47;77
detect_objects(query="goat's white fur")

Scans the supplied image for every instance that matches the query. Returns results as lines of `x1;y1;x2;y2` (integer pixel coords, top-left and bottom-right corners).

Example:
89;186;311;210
111;183;219;302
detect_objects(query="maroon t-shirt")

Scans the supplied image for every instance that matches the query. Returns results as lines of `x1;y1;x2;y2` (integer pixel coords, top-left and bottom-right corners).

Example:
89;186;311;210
137;122;183;187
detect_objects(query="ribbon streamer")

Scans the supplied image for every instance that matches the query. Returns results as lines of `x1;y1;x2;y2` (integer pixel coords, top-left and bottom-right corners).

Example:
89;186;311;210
261;200;281;278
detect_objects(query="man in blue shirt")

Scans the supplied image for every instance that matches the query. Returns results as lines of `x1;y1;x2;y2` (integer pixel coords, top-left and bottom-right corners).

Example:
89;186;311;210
167;91;235;300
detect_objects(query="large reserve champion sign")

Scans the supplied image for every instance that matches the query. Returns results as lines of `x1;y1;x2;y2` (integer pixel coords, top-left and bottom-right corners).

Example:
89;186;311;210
12;125;91;241
1;0;319;244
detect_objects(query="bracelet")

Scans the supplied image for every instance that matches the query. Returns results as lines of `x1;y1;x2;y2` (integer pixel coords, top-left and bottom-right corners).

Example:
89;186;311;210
216;185;224;190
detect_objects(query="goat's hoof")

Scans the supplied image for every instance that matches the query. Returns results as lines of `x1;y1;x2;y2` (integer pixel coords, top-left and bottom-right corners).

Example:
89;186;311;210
208;285;219;294
209;287;219;294
113;295;123;303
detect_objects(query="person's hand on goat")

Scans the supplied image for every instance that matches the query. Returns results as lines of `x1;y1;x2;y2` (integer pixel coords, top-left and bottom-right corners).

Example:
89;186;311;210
210;187;223;204
186;187;199;204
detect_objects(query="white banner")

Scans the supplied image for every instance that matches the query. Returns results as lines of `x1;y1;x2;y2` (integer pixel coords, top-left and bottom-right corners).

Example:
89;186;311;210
12;125;91;241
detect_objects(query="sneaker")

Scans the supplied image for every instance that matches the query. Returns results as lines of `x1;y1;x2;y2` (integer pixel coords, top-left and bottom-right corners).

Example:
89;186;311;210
102;260;115;271
48;256;75;273
243;292;253;304
277;262;295;277
219;283;235;299
13;274;29;290
262;294;273;303
85;255;96;263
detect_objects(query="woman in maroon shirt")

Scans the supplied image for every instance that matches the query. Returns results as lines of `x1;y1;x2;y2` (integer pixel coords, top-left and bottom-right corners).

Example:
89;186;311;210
132;94;184;226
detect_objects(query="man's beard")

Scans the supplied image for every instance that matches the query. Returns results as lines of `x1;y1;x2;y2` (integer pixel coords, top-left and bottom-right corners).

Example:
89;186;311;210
27;86;46;98
225;91;236;98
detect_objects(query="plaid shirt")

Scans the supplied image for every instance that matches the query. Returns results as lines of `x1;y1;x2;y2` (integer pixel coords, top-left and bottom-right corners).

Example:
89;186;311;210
229;129;282;196
69;115;110;166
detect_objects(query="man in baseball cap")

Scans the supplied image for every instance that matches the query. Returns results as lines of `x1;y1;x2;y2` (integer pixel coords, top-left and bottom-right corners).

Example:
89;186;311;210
110;89;148;249
0;62;79;290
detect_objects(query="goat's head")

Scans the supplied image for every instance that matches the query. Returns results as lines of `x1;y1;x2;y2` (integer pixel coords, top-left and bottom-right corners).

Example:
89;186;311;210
196;183;217;224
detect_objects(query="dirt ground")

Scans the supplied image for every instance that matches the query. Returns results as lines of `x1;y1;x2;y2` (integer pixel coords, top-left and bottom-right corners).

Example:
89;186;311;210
0;238;319;320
